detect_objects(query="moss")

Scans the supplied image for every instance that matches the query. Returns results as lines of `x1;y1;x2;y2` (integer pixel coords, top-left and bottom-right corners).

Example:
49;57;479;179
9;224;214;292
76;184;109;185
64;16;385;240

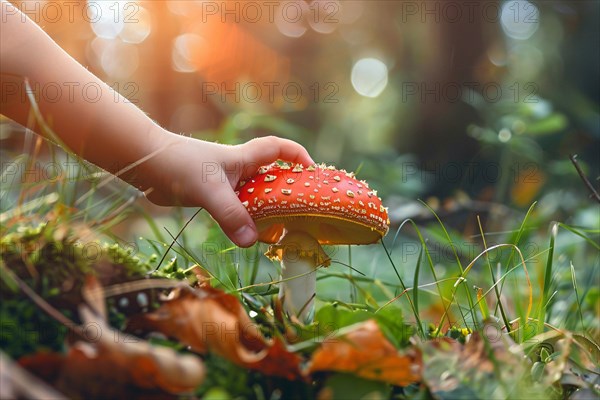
0;221;153;359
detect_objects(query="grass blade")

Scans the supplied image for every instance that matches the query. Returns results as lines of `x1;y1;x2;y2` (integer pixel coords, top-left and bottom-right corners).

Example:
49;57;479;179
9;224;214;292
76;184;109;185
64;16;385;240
537;222;557;335
477;216;512;334
412;247;423;331
381;239;425;338
569;262;586;334
420;200;477;328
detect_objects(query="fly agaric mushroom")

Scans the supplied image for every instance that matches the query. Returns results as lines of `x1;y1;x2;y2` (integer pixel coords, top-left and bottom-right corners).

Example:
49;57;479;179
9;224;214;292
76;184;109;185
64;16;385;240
236;162;389;323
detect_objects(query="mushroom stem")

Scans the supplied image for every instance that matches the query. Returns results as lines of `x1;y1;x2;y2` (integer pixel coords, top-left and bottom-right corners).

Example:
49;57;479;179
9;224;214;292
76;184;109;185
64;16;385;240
269;231;330;323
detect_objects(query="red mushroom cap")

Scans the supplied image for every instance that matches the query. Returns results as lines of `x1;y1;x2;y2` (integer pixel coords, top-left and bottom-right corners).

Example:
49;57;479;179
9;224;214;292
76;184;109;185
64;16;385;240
236;163;390;245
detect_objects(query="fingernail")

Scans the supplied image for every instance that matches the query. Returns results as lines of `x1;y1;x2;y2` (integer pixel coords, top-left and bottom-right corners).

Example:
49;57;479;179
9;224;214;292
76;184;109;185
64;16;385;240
234;224;257;247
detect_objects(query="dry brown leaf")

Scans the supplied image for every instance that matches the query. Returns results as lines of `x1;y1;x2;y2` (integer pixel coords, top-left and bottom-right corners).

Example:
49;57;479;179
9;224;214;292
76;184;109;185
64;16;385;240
189;264;212;287
308;320;421;386
421;330;530;398
4;352;68;400
60;330;204;397
461;330;525;374
18;315;205;399
19;330;205;399
127;286;302;380
18;276;205;399
78;278;206;395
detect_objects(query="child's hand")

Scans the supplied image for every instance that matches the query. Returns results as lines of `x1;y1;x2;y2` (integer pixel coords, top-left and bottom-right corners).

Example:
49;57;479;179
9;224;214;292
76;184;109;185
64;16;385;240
0;3;314;248
140;131;314;247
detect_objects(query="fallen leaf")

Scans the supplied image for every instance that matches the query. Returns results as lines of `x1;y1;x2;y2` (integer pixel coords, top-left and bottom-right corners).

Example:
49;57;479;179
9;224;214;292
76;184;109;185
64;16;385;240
420;329;539;399
540;332;600;389
308;320;421;386
3;351;67;400
60;329;205;397
189;264;212;288
127;286;302;380
19;323;205;399
19;276;205;399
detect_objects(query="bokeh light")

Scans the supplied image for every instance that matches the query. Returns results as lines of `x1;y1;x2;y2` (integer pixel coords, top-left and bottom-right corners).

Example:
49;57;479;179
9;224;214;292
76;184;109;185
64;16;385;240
498;128;512;142
351;58;389;98
89;38;138;79
501;0;540;40
88;0;126;39
275;1;308;38
307;0;340;34
96;40;139;79
119;5;152;44
171;33;206;73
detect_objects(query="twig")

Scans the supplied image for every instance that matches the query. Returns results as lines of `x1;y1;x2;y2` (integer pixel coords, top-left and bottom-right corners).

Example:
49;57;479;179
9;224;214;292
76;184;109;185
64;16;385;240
148;208;203;275
570;154;600;203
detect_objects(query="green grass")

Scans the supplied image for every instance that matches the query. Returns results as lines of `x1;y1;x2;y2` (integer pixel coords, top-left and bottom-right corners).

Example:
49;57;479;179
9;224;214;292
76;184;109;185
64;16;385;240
1;108;598;398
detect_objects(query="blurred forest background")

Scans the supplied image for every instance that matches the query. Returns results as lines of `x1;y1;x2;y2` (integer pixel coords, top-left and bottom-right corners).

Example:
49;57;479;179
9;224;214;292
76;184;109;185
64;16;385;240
2;0;599;233
2;3;600;397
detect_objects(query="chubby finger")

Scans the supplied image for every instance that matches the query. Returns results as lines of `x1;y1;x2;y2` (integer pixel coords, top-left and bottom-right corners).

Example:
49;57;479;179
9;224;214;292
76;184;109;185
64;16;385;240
201;183;258;248
243;136;314;170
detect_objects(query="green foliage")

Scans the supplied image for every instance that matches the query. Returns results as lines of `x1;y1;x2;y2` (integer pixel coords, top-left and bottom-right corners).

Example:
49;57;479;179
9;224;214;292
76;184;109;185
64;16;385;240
321;373;391;399
315;303;412;349
0;220;153;359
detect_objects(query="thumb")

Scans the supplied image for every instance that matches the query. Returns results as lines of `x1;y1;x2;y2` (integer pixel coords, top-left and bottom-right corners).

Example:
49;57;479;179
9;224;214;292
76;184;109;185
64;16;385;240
201;184;258;247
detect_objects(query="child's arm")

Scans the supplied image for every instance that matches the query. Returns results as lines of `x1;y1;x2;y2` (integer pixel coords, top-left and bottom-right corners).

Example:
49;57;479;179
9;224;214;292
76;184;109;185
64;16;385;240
0;1;313;247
